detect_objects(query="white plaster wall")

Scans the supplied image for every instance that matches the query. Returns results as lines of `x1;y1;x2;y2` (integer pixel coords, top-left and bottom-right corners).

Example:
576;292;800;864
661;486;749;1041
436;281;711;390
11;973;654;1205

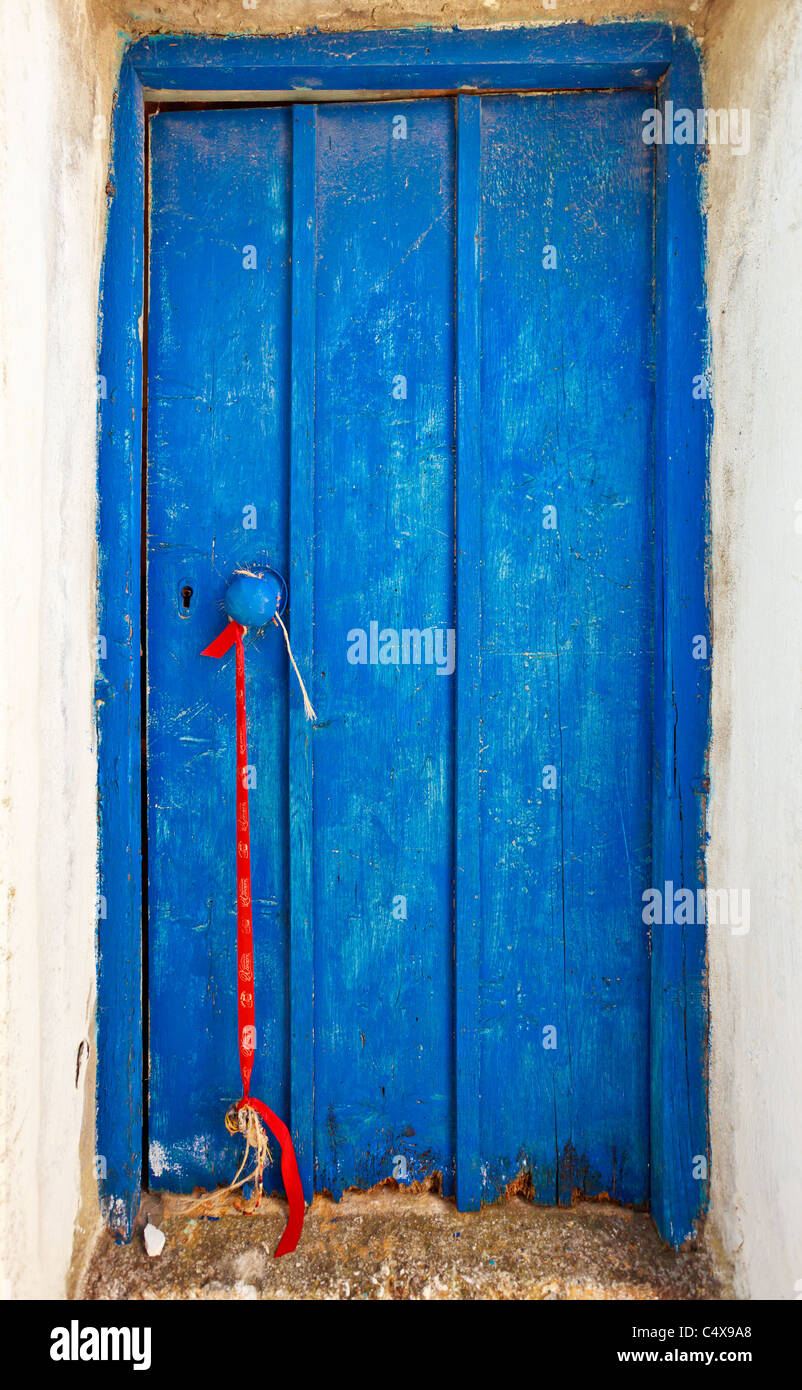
704;0;802;1302
0;0;800;1299
0;0;121;1300
104;0;704;33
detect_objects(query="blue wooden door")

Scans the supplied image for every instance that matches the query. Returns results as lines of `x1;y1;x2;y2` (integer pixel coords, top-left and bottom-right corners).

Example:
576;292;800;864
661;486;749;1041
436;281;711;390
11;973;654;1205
146;93;653;1208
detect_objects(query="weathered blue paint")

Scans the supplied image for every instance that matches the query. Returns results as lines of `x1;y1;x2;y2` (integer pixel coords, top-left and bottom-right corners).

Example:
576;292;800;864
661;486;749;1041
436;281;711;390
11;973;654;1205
146;89;653;1208
454;95;483;1211
223;569;287;627
96;26;710;1248
146;108;293;1194
288;102;317;1203
95;55;145;1240
311;99;457;1195
128;25;673;92
477;91;654;1208
650;32;712;1248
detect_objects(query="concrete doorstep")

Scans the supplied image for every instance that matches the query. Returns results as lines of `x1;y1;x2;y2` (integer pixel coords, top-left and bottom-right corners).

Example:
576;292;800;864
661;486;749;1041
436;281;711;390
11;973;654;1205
80;1190;724;1301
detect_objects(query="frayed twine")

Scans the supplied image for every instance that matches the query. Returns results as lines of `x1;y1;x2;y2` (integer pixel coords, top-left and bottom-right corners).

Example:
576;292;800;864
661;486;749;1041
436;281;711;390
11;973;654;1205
273;609;316;722
179;1104;273;1219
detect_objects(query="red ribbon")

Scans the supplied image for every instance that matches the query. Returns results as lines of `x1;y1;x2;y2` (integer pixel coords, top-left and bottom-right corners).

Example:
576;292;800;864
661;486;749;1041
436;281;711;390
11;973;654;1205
202;618;304;1257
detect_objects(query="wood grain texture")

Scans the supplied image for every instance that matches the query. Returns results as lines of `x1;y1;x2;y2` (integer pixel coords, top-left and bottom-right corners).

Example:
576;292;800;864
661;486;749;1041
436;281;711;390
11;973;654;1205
477;91;654;1207
289;103;316;1202
311;99;456;1196
146;108;292;1192
650;33;711;1247
127;39;709;1245
127;25;673;92
95;56;145;1241
144;93;655;1206
455;95;482;1211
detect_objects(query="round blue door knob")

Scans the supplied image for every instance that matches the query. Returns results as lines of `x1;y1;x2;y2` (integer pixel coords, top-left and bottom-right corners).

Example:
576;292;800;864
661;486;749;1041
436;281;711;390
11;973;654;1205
224;567;287;628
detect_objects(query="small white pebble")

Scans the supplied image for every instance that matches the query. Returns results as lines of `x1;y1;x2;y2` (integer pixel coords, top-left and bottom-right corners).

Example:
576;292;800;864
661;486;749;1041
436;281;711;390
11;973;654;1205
143;1222;166;1257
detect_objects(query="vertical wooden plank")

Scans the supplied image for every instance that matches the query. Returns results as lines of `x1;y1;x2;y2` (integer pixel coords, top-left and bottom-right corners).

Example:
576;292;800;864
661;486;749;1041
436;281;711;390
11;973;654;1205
312;100;455;1196
478;91;653;1208
96;56;145;1240
289;103;316;1202
147;109;292;1193
455;94;482;1212
651;35;711;1247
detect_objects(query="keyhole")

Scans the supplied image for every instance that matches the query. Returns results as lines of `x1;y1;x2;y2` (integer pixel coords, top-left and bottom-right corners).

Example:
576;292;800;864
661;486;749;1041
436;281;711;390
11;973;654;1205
181;585;193;611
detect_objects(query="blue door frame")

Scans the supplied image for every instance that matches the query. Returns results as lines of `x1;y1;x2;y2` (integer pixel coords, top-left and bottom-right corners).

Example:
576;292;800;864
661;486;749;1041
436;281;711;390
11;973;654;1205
96;23;711;1248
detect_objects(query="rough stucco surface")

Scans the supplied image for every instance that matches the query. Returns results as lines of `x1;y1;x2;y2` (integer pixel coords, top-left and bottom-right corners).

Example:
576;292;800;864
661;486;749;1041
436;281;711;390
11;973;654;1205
107;0;705;35
0;0;123;1301
704;0;802;1303
81;1190;722;1300
0;0;800;1300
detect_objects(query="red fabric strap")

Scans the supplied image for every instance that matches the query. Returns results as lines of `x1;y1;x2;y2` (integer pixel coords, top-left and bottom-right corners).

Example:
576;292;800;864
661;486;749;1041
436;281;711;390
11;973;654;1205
237;1097;305;1258
202;618;304;1256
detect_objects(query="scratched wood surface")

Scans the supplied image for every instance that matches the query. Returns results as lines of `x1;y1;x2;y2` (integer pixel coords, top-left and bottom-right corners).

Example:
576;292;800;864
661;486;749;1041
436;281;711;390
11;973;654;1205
96;59;145;1237
312;101;456;1195
146;94;654;1205
147;109;292;1191
650;38;711;1245
477;92;653;1206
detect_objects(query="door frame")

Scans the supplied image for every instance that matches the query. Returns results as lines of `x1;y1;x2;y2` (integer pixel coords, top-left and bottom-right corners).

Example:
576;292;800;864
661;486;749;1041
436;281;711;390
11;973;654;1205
96;24;711;1247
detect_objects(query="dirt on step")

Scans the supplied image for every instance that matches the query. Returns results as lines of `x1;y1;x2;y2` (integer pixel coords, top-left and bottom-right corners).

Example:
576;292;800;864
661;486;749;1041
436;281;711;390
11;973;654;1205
81;1189;724;1301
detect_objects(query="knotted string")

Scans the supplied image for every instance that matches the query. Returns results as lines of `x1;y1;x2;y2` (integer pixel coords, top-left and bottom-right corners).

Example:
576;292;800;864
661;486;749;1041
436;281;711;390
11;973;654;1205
273;609;316;721
201;617;306;1257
